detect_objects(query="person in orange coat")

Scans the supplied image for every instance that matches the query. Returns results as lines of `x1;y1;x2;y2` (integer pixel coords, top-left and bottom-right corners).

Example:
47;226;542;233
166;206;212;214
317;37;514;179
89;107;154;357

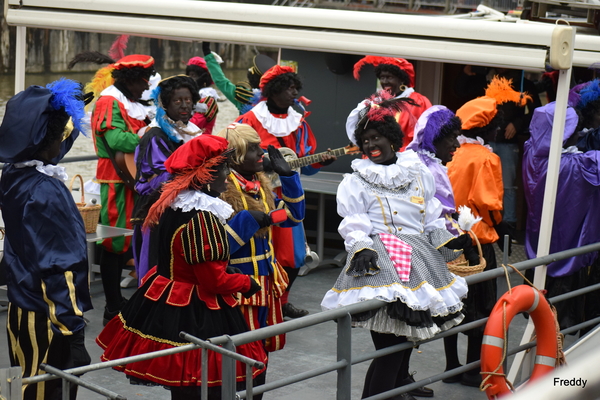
446;77;527;387
346;56;432;151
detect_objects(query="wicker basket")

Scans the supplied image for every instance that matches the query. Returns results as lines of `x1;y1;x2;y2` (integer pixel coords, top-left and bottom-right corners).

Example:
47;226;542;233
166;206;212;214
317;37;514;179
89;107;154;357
69;174;101;234
447;231;487;277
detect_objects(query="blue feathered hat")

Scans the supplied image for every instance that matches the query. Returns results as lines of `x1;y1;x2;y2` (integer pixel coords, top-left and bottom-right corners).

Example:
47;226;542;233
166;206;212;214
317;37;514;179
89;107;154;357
0;78;86;163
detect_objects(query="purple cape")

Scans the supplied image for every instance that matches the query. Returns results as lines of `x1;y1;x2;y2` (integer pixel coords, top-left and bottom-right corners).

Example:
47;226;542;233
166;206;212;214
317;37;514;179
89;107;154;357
523;102;600;277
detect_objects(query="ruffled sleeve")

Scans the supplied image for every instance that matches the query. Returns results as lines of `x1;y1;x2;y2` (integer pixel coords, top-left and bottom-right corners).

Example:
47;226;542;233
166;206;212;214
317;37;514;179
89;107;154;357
421;164;446;233
337;174;374;252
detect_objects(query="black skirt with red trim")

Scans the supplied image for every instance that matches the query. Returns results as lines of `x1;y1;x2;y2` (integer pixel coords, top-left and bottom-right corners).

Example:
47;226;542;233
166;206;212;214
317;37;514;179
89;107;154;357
96;271;267;388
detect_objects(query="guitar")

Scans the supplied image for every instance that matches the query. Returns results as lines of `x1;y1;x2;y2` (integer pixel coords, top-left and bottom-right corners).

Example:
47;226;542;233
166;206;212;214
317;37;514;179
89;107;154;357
266;144;360;187
115;151;137;188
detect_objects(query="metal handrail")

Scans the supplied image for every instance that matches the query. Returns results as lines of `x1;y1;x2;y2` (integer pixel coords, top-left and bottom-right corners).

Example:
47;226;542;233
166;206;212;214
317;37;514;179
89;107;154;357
12;241;600;399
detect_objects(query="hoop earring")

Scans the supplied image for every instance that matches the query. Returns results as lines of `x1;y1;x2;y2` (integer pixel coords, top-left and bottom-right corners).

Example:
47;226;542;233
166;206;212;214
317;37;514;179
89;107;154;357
390;144;395;152
399;85;407;92
207;184;211;192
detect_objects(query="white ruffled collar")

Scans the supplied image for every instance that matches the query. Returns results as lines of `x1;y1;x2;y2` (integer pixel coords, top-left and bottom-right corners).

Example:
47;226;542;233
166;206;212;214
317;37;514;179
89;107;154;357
563;145;582;154
351;149;422;188
148;119;202;143
252;100;303;137
417;150;445;167
199;87;220;100
13;160;68;182
100;85;149;121
457;135;493;152
170;190;234;223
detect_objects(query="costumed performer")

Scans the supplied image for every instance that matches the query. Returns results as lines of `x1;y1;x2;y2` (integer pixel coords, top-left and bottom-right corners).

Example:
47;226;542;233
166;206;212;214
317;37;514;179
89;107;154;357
321;92;468;400
238;65;335;319
407;106;482;385
216;123;305;397
523;102;600;333
186;56;219;134
131;74;202;285
202;42;276;114
90;54;155;324
446;76;527;386
97;134;266;400
347;56;432;151
572;79;600;152
0;79;93;400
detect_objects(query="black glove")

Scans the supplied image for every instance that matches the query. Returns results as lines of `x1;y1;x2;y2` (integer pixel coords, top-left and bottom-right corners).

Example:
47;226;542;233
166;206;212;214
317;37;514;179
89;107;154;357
444;233;472;250
262;155;273;173
247;210;271;228
242;277;261;298
463;245;481;266
202;42;211;56
65;329;91;369
494;221;512;256
267;145;293;177
350;249;378;275
226;266;243;274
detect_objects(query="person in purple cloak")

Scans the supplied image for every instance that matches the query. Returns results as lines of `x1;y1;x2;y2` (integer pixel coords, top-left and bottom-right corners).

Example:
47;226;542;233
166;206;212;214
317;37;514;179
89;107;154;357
131;75;202;285
408;105;481;386
523;101;600;332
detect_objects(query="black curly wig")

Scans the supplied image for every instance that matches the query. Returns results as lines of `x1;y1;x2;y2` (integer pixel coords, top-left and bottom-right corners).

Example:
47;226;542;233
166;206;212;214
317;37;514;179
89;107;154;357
262;72;303;99
159;75;200;107
354;115;403;153
375;64;411;87
247;71;261;90
112;66;155;83
185;64;213;89
578;99;600;129
461;110;504;143
32;108;70;162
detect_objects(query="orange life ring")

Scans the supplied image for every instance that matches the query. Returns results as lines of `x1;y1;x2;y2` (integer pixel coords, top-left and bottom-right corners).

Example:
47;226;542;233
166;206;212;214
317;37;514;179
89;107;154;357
481;285;557;399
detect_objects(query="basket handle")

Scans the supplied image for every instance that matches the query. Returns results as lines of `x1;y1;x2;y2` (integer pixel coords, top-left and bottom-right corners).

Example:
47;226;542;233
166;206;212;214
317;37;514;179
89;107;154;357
69;174;85;204
469;230;485;260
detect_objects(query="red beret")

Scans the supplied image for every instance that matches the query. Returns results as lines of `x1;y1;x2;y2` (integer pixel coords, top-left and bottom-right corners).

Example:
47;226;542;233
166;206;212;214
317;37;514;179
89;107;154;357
165;135;230;174
113;54;155;70
353;55;415;87
187;56;207;70
259;65;295;90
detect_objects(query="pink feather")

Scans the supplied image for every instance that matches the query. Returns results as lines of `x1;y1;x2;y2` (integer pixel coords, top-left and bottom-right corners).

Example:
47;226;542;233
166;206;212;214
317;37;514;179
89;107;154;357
108;35;130;61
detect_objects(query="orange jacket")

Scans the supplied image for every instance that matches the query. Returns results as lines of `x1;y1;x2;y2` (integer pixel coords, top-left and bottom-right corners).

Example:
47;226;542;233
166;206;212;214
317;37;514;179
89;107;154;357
447;143;504;244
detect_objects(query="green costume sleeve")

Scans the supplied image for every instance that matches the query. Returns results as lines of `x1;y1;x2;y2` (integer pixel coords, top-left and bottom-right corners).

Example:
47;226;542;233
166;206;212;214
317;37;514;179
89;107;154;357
205;52;244;112
96;101;141;157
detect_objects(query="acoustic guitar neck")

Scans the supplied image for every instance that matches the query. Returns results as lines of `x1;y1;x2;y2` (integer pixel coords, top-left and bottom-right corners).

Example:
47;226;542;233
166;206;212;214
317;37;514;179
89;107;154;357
287;146;356;169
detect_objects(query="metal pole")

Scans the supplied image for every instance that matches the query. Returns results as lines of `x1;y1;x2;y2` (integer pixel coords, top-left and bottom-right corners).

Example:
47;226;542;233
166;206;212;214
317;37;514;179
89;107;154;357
316;193;325;260
202;348;208;400
39;364;126;400
14;26;26;94
221;336;237;400
336;312;352;400
245;363;254;400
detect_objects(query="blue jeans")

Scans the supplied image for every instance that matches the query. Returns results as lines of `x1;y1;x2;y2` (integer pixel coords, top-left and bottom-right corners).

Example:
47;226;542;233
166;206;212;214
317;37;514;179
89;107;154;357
490;142;518;225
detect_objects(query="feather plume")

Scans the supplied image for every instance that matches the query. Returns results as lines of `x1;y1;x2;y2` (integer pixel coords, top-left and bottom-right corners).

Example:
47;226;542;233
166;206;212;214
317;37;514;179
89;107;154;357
84;65;115;103
457;205;482;232
143;157;225;231
46;78;88;135
577;79;600;110
485;76;531;106
363;90;417;123
419;107;455;154
108;35;130;61
67;51;115;70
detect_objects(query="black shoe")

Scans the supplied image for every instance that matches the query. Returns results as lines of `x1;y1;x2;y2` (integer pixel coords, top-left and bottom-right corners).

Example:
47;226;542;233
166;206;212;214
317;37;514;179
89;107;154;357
282;302;309;319
103;297;128;326
391;393;417;400
442;365;463;383
460;372;481;387
399;373;434;398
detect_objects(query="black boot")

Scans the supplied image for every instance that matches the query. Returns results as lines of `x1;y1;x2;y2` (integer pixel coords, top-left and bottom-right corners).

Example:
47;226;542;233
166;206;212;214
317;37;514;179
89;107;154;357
398;373;434;398
282;302;309;319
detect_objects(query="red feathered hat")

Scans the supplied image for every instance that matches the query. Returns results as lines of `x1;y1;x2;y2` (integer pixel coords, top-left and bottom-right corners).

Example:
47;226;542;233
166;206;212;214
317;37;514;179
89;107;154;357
353;56;415;87
113;54;155;70
166;134;230;174
187;56;207;70
259;65;295;90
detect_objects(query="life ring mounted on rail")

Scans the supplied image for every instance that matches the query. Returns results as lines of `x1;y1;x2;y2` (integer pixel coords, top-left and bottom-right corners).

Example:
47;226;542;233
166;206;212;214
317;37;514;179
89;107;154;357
481;285;558;399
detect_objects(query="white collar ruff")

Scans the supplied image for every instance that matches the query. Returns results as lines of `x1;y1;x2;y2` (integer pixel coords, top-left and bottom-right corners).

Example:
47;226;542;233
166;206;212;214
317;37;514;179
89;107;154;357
13;160;68;182
351;149;422;188
100;85;148;121
457;135;493;152
251;101;303;137
170;190;234;223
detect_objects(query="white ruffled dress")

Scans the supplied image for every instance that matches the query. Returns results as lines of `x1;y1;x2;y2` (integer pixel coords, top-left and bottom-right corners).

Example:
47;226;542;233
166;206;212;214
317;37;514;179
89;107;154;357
321;150;468;341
